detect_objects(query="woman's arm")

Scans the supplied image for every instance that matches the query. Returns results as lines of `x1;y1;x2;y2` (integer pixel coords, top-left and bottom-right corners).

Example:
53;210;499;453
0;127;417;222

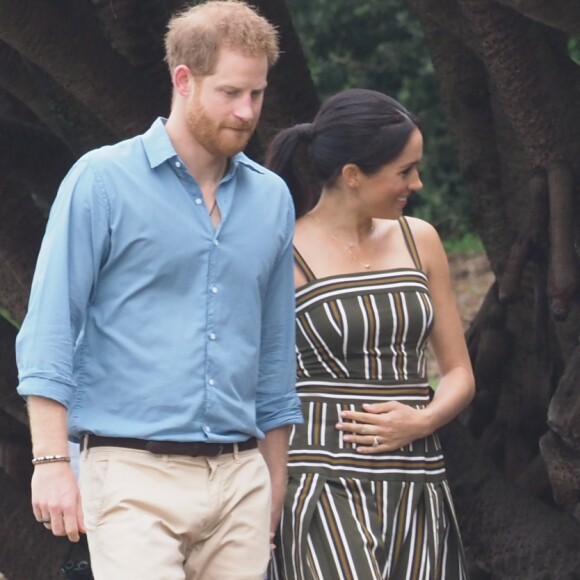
413;217;475;427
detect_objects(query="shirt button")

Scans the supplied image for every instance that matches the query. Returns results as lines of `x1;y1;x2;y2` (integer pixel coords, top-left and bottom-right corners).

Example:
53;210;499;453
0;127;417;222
175;161;181;168
203;425;211;433
195;198;202;205
209;333;216;340
208;378;215;386
213;239;219;246
211;286;218;293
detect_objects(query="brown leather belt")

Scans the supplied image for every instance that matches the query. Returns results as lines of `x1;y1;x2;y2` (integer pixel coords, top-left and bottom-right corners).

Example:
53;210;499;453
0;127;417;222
82;434;257;457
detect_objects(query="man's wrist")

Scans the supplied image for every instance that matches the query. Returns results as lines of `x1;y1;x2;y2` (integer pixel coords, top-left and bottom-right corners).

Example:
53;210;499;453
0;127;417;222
31;454;71;466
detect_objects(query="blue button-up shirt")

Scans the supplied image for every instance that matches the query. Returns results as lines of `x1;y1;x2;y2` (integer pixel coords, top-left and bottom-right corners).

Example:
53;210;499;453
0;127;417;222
16;118;302;442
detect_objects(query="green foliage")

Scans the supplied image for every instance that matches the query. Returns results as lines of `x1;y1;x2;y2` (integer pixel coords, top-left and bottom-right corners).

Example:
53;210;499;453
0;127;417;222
287;0;474;240
568;37;580;65
443;232;485;255
0;307;19;329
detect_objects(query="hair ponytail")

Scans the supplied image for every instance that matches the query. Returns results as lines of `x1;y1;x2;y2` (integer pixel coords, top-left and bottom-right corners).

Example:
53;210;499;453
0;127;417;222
265;124;319;217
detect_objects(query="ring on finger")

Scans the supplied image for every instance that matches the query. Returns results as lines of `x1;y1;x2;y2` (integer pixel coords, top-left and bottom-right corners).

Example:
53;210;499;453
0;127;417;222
39;518;51;524
372;435;379;447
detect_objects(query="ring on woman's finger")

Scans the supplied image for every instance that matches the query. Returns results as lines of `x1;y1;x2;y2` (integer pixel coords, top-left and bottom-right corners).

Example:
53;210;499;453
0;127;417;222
372;435;379;447
39;518;51;524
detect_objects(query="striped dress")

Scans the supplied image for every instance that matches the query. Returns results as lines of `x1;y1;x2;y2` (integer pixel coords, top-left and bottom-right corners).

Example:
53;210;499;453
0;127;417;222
270;217;468;580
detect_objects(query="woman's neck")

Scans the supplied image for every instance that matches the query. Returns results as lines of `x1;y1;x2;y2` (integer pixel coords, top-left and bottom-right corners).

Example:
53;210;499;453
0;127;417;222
308;191;374;243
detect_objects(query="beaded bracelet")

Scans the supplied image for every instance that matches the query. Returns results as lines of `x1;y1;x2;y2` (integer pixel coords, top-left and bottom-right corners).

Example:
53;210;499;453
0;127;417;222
31;455;71;466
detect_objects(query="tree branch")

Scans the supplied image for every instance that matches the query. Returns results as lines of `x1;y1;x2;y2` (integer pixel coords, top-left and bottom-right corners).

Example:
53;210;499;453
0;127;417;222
0;0;168;138
0;41;115;153
456;0;563;166
407;5;510;268
0;179;46;323
497;0;580;36
250;0;320;149
0;318;26;426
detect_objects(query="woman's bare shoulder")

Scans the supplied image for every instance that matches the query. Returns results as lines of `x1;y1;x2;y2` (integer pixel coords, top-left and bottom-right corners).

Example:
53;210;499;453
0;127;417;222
402;217;448;276
402;215;439;240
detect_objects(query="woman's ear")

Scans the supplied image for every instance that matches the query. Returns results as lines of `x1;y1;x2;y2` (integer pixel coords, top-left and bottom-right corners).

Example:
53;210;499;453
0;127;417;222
341;164;362;189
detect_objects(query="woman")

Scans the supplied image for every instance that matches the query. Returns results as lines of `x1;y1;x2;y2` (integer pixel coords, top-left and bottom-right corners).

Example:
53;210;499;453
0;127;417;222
265;89;475;579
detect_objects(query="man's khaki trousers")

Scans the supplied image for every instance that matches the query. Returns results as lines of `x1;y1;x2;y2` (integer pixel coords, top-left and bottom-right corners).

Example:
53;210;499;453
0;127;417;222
79;444;271;579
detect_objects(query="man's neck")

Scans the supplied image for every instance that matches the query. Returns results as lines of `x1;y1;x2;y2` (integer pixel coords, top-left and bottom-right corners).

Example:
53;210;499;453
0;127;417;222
165;116;229;188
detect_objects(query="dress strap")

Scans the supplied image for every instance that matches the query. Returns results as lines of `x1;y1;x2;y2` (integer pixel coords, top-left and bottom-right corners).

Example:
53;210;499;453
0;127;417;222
398;216;423;270
293;247;316;282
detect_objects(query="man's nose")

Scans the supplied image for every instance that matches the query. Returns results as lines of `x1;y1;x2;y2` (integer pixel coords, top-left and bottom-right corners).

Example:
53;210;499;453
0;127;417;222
234;95;256;121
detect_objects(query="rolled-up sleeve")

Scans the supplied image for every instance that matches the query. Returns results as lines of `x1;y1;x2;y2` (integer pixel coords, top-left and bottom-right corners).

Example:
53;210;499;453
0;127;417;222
16;159;110;407
256;196;303;433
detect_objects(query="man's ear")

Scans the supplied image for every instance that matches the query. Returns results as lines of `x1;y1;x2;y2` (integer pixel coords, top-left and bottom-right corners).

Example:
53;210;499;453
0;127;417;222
341;163;362;189
173;64;193;97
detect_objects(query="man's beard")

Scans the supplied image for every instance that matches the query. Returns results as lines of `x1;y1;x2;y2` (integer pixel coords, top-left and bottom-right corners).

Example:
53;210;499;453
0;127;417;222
186;101;255;157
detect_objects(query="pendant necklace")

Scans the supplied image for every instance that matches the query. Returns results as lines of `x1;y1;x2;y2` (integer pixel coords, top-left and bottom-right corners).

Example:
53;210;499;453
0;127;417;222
308;212;373;270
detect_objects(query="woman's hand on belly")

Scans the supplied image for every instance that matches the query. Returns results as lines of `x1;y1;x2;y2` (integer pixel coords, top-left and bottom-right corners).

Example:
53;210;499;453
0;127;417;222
336;401;432;453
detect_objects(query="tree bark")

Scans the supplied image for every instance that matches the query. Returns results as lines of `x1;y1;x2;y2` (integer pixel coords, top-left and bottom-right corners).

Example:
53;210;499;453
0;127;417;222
0;0;167;138
441;420;580;579
496;0;580;35
0;469;79;580
251;0;320;151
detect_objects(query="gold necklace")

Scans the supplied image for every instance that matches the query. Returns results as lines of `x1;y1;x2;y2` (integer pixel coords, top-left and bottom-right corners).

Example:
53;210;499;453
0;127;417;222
308;212;373;270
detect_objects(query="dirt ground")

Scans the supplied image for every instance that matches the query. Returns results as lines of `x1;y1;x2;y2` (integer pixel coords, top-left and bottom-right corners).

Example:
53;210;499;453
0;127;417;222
448;252;495;330
427;252;495;379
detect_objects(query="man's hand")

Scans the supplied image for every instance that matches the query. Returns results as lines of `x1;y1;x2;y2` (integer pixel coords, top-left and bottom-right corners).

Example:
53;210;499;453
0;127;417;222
26;396;84;540
257;425;291;548
32;461;85;541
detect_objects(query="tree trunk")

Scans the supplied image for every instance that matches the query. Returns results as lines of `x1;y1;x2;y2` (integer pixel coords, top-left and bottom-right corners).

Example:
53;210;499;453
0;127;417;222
409;0;580;574
441;420;580;578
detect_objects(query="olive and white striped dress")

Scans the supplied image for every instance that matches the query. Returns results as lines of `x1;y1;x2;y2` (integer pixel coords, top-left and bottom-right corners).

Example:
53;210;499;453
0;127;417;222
270;217;468;580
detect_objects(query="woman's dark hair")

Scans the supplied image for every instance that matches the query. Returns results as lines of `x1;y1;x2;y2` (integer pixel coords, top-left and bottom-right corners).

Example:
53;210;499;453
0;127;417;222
265;88;419;217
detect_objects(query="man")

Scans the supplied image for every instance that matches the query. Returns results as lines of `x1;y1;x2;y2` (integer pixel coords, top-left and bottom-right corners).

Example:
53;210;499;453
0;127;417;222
15;2;302;578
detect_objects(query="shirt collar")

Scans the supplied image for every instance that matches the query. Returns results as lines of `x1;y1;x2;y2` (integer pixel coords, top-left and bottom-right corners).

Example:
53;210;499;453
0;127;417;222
141;117;265;177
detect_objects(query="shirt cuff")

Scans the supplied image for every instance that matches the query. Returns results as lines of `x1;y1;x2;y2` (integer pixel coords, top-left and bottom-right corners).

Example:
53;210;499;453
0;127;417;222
17;376;74;409
257;393;304;433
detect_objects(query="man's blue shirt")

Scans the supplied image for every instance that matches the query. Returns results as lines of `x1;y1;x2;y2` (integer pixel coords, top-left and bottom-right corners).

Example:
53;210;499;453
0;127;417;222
16;118;302;442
